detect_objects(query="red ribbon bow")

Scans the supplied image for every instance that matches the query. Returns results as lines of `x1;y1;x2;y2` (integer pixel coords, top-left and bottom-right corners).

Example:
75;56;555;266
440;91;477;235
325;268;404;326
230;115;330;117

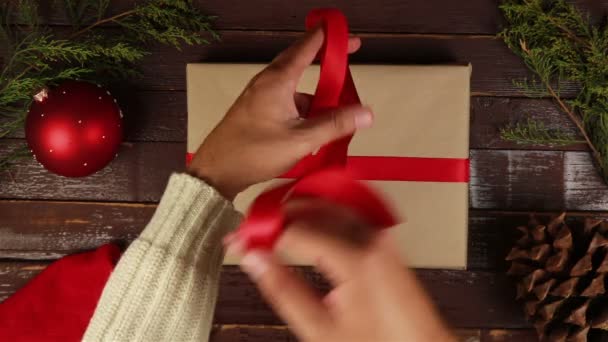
236;8;398;250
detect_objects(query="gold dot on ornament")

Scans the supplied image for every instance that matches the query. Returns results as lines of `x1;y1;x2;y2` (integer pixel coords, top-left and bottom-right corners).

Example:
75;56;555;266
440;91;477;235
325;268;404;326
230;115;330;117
62;91;66;95
83;162;88;166
49;149;53;153
102;135;106;139
40;113;45;117
98;96;103;100
78;120;82;124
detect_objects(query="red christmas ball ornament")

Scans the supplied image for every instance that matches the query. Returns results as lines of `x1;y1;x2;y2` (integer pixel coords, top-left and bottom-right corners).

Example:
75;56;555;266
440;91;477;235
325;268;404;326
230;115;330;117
25;81;123;177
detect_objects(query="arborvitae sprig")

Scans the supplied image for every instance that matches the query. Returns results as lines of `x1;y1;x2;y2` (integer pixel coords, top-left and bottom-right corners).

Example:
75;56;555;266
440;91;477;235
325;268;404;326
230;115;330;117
0;0;217;169
499;0;608;183
501;118;584;146
118;0;219;48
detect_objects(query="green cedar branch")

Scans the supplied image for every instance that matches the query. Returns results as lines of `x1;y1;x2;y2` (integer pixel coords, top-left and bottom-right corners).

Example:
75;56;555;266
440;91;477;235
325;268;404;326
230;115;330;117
500;118;584;146
0;0;218;169
499;0;608;183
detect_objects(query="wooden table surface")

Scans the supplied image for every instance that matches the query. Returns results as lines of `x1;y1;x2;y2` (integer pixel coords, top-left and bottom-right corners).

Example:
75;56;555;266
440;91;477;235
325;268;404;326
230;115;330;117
2;1;608;341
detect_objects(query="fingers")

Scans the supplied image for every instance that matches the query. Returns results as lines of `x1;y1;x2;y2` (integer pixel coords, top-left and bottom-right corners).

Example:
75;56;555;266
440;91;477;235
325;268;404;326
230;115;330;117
270;25;362;80
236;250;331;340
284;199;375;247
295;105;373;151
347;36;361;54
271;26;325;78
277;218;369;285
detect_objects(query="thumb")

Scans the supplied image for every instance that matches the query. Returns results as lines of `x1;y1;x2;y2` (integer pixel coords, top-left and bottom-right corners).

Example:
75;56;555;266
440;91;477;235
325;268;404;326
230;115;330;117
237;249;331;340
298;105;373;149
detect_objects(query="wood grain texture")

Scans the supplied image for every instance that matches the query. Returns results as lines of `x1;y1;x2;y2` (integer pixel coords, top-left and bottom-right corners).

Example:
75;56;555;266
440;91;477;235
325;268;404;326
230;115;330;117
3;201;605;271
209;326;541;342
31;0;608;35
481;329;538;342
2;94;587;152
0;139;185;202
0;200;151;259
209;325;482;342
0;90;186;142
0;262;45;301
0;262;525;328
469;150;608;211
481;329;608;342
210;325;299;342
468;211;608;269
0;29;568;97
470;97;585;151
2;140;606;210
34;0;502;34
134;31;574;97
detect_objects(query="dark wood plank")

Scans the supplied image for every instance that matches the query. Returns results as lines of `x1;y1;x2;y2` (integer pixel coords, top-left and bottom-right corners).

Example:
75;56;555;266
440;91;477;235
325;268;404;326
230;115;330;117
0;262;45;301
481;329;538;342
470;150;608;211
220;267;527;328
135;31;575;97
0;261;526;328
0;90;186;142
0;200;151;259
210;326;549;342
470;97;585;151
0;29;572;97
209;324;481;341
2;94;587;151
3;201;605;271
2;140;606;210
114;90;187;142
0;139;184;202
210;325;298;342
468;211;608;270
0;30;581;96
34;0;608;35
37;0;501;34
483;329;608;342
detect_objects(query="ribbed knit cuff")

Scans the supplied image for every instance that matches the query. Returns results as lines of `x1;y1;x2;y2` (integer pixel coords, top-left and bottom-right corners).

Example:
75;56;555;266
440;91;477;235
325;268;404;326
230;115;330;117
83;173;242;341
140;173;240;263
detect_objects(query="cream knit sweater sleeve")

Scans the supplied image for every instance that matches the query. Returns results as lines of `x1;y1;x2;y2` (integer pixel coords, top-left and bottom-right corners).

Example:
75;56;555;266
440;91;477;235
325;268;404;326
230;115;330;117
83;173;241;342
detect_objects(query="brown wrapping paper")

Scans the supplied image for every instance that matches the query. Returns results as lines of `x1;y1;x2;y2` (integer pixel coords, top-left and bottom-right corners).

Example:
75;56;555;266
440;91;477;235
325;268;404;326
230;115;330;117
187;63;471;269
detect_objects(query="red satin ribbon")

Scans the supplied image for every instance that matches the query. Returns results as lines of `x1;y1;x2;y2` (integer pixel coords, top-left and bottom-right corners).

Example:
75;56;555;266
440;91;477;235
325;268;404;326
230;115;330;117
235;9;398;250
281;156;469;182
187;153;469;183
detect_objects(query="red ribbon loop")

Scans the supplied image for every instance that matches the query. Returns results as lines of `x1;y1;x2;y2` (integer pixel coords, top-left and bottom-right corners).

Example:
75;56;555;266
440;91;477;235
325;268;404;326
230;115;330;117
305;9;348;110
296;9;362;172
236;9;398;250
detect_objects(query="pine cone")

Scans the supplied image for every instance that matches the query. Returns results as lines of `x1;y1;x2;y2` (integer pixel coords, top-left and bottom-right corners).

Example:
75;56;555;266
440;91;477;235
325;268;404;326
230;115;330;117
507;213;608;341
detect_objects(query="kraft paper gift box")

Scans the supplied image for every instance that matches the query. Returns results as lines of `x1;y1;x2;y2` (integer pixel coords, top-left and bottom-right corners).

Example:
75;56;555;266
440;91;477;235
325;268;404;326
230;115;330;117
187;63;471;269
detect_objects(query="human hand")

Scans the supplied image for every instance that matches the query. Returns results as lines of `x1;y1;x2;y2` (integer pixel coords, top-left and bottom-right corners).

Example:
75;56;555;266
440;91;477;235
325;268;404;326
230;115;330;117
187;27;373;200
225;202;455;342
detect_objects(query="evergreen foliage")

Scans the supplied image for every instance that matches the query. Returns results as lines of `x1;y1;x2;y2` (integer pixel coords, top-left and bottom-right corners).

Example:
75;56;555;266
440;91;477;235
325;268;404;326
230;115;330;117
499;0;608;182
0;0;216;169
501;118;585;146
